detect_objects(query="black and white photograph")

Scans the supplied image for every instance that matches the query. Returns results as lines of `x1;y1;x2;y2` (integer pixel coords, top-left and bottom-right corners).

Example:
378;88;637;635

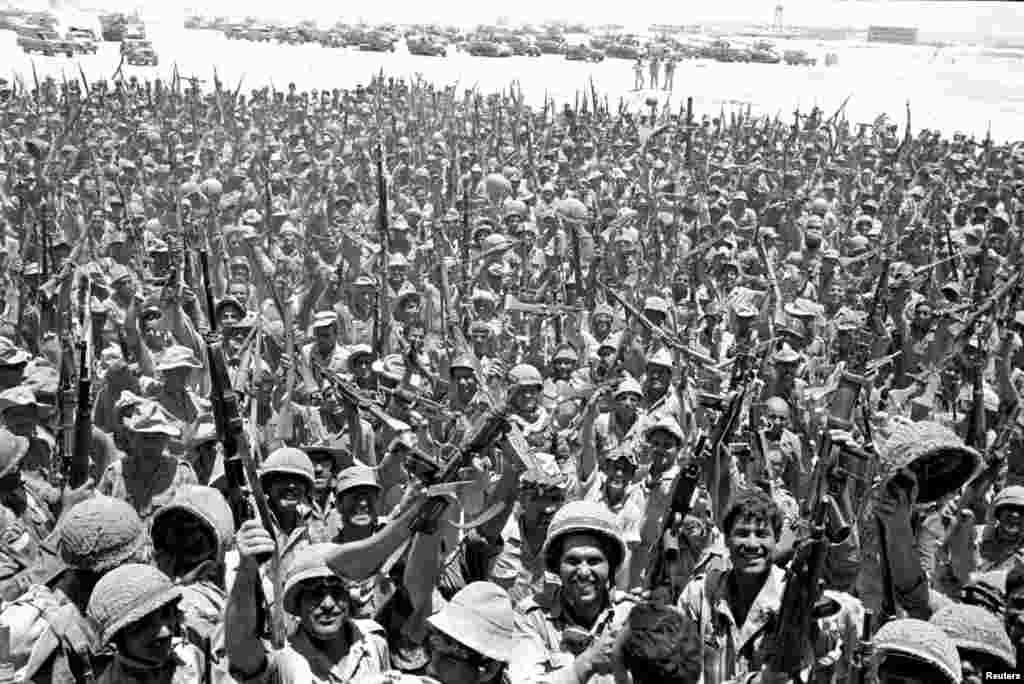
0;0;1018;682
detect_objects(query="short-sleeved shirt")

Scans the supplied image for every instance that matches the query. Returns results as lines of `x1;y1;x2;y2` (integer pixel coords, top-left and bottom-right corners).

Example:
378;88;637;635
98;454;198;523
240;620;390;684
521;596;632;683
592;410;645;462
490;513;559;608
582;473;644;547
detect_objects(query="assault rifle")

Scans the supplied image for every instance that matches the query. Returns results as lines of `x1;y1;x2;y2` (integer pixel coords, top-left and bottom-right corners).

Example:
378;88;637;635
405;407;512;533
309;357;409;432
68;338;92;489
769;260;884;676
374;139;391;356
504;294;585;318
645;383;749;600
381;385;456;419
603;283;719;369
199;249;286;650
57;339;75;487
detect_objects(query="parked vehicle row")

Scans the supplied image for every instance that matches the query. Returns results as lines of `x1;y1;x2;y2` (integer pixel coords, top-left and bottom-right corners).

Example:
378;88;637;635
178;15;828;68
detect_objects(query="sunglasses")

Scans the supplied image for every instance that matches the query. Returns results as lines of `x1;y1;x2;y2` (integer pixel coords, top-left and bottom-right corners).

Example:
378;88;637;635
303;578;349;604
428;632;483;666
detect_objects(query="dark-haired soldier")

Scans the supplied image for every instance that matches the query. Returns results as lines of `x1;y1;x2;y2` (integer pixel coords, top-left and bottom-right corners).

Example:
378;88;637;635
678;488;864;684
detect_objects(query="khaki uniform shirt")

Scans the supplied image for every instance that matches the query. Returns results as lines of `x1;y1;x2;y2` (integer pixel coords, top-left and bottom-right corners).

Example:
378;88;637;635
241;620;390;684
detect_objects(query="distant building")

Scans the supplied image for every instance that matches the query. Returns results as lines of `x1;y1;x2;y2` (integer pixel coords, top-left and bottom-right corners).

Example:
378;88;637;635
867;25;918;45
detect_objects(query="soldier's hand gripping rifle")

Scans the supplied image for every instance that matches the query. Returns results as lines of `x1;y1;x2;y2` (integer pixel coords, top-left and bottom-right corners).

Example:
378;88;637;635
199;249;287;650
62;274;93;489
603;283;719;369
309;357;409;432
68;336;92;489
644;375;751;600
404;406;512;534
768;260;885;678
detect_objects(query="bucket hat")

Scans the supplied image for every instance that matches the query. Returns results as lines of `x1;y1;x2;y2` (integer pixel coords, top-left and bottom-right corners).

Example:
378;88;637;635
426;582;529;664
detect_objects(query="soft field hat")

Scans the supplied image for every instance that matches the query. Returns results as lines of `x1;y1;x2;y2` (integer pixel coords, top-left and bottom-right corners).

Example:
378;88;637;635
311;310;339;330
0;338;30;367
992;485;1024;513
642;296;669;315
645;348;673;369
0;386;42;413
87;563;182;646
125;401;181;437
613;377;643;399
334;464;381;497
426;582;528;664
155;345;203;372
644;415;685;444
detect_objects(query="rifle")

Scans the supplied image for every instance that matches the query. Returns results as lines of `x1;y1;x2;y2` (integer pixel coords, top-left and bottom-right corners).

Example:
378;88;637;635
406;407;511;533
603;284;719;369
645;378;750;599
850;610;875;684
460;188;471;333
381;385;456;419
504;294;584;318
200;249;286;650
434;221;450;345
570;221;584;307
770;261;886;676
374;139;391;356
68;338;92;489
309;357;409;432
56;335;75;487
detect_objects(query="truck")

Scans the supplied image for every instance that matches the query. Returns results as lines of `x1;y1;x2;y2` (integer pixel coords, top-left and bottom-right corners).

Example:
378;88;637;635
66;27;98;54
17;26;74;57
125;42;158;66
122;23;146;41
98;13;129;42
407;35;446;56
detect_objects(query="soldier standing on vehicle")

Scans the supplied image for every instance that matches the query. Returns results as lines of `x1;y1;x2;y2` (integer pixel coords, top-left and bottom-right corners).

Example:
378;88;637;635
633;58;645;90
649;55;660;90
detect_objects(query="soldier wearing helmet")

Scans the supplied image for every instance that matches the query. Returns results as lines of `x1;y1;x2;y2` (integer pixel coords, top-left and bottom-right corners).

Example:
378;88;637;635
808;195;837;234
728;190;757;229
520;501;631;682
506;364;553;451
582;303;617;362
0;428;54;601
